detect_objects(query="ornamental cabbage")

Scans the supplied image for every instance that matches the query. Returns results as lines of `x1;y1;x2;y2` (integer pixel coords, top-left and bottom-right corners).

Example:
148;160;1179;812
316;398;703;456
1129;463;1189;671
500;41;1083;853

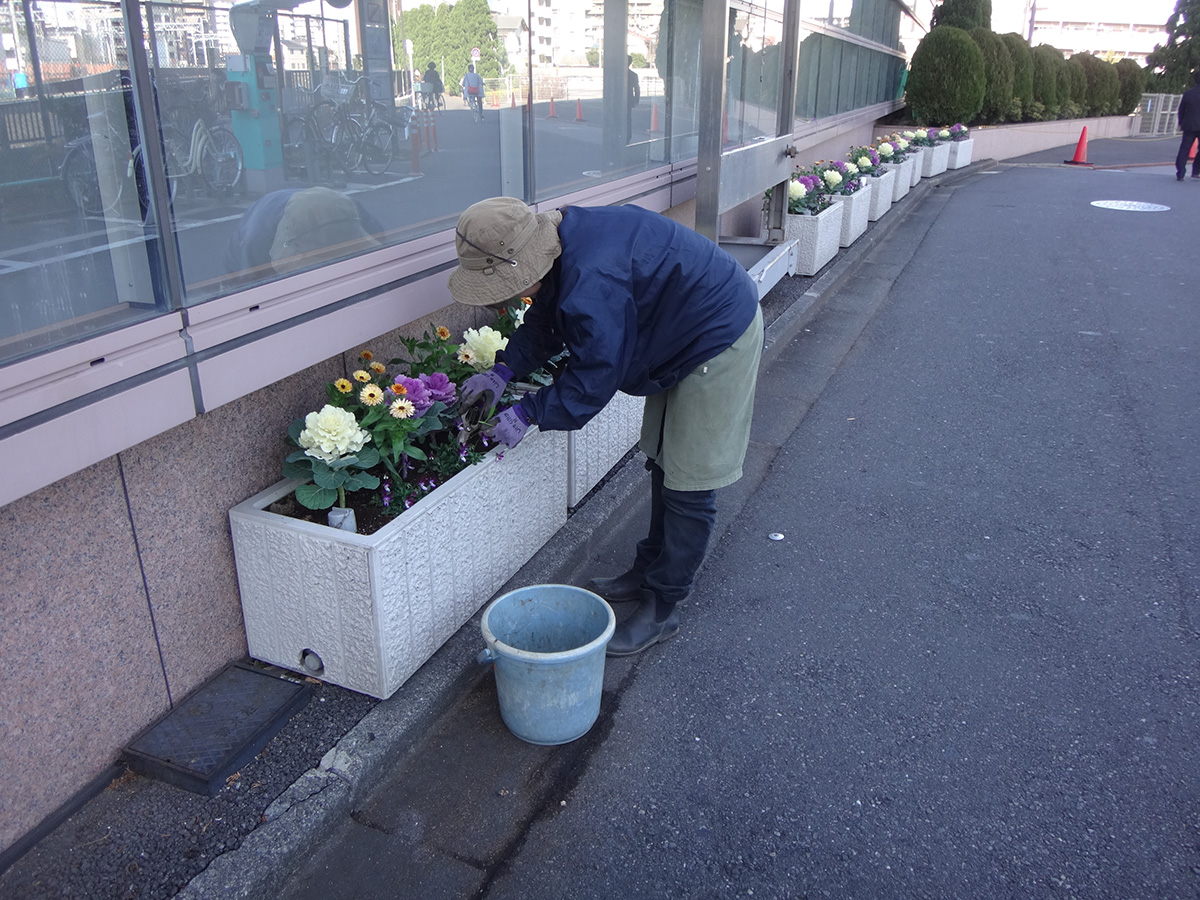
821;169;843;189
788;179;807;201
857;156;872;169
298;405;371;463
461;325;508;370
877;142;894;158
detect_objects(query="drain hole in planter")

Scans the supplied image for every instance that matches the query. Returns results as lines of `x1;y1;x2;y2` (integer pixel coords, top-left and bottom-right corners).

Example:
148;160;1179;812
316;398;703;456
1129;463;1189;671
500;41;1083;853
300;649;324;675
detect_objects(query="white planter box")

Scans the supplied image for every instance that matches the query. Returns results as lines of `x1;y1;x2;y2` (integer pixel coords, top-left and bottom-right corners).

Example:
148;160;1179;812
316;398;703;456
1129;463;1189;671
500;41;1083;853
892;157;913;202
922;142;950;176
229;428;569;699
567;391;644;507
831;183;871;248
908;148;924;186
947;138;974;169
867;169;894;221
785;201;843;276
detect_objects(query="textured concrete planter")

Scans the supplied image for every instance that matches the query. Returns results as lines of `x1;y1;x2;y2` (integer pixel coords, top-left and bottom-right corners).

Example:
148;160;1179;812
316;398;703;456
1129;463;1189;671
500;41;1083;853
567;391;644;507
892;157;913;202
229;428;568;699
867;169;894;221
947;138;974;169
908;148;924;186
785;202;843;276
922;142;950;176
830;183;871;248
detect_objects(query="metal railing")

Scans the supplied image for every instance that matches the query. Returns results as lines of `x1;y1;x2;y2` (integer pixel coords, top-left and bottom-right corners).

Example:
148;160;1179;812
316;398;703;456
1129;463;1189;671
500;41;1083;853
1137;93;1181;135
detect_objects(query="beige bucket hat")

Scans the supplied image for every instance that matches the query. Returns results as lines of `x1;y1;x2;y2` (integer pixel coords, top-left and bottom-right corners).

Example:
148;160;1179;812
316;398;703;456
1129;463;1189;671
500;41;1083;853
270;187;380;274
448;197;562;306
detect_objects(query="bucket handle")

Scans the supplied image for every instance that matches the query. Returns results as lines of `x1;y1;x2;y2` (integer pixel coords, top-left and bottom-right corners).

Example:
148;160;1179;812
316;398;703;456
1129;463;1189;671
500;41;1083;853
477;648;495;665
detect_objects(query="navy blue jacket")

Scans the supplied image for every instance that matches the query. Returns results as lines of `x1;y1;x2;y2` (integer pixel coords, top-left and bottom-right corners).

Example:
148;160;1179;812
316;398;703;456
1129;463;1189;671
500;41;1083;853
500;205;759;431
1179;84;1200;132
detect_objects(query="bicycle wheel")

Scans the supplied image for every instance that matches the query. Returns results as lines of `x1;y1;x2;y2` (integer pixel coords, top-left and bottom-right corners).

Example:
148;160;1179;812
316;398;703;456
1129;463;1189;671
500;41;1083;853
282;115;309;179
62;141;112;216
360;120;395;174
331;116;363;175
308;101;337;147
199;125;244;192
472;96;482;123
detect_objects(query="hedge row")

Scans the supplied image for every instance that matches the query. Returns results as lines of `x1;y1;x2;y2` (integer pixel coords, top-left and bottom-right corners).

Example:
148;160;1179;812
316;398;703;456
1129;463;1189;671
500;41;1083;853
906;26;1148;126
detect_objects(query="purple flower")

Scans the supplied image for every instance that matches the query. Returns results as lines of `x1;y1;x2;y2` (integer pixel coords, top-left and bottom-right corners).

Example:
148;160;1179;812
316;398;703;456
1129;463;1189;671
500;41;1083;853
382;476;392;508
420;372;457;405
831;160;847;172
393;375;433;414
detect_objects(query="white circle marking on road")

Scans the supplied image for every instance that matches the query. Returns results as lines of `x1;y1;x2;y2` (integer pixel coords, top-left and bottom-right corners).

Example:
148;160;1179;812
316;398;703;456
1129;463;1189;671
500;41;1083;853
1090;200;1171;212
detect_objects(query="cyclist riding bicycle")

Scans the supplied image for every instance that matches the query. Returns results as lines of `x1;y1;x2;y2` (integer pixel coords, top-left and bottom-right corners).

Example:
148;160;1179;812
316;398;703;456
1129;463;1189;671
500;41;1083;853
423;62;444;111
460;64;485;117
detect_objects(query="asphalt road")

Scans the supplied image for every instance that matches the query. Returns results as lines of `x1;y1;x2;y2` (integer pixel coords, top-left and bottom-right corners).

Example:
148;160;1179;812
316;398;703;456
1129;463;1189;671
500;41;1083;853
282;158;1200;899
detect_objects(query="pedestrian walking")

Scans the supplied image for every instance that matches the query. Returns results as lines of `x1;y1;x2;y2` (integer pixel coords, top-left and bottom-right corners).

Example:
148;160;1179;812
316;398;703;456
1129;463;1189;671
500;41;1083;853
448;197;763;657
1176;70;1200;181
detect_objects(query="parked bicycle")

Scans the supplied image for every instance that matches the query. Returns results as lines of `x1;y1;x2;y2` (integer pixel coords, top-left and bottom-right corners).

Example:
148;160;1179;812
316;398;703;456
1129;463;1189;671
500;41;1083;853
160;108;244;194
60;109;178;221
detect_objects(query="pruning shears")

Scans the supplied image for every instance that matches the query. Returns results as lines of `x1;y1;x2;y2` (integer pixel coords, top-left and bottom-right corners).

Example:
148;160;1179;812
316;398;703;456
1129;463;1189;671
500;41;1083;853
457;403;492;446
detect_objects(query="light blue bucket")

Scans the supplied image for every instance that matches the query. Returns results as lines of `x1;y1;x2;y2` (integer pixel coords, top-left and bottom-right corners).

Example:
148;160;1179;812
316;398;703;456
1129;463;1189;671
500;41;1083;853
478;584;616;746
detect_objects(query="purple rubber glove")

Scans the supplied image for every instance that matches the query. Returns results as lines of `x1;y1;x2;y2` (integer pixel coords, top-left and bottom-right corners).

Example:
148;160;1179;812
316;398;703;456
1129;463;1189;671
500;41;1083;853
459;362;513;411
484;403;532;449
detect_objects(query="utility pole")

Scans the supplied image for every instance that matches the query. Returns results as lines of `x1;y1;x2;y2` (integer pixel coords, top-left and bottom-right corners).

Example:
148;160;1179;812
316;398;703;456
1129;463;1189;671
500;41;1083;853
1027;2;1037;43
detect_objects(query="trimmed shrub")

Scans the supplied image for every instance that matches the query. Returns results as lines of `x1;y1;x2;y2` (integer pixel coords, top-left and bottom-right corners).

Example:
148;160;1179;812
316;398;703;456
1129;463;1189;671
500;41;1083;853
906;26;987;124
1074;53;1120;116
931;0;992;31
999;32;1034;116
1066;56;1088;110
970;28;1014;123
1055;63;1074;118
1030;44;1063;119
1114;58;1147;115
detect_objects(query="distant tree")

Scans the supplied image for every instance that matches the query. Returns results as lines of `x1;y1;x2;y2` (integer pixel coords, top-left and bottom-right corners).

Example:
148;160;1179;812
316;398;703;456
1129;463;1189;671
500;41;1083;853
630;52;648;68
907;26;987;123
395;0;508;81
586;48;600;67
970;28;1014;123
1114;59;1149;114
931;0;992;31
1146;0;1200;92
999;32;1034;119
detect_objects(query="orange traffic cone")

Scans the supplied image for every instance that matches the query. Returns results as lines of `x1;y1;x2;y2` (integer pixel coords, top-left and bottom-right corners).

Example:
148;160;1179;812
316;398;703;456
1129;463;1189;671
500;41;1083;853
1064;126;1091;165
491;92;499;108
547;97;558;118
1190;138;1198;160
510;91;516;108
575;98;585;122
648;101;660;134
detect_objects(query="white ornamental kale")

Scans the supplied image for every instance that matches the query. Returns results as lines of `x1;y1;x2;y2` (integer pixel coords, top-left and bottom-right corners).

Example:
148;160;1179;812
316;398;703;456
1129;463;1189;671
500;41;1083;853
298;404;371;463
821;169;843;189
459;325;509;371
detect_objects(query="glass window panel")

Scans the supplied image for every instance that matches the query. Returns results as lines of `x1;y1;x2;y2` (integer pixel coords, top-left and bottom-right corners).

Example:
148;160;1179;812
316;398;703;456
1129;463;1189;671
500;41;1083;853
531;0;670;202
723;0;784;148
659;0;703;163
156;0;523;297
836;40;857;113
794;23;821;125
0;0;168;364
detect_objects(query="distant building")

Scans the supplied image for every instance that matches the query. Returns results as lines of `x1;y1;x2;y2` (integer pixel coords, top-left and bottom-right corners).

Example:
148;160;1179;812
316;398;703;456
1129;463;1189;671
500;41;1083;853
1004;1;1173;64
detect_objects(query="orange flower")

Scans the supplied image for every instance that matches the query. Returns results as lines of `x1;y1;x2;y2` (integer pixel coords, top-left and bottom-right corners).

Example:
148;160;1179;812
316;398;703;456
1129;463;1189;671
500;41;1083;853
370;361;386;374
359;350;374;361
391;382;407;395
435;326;451;340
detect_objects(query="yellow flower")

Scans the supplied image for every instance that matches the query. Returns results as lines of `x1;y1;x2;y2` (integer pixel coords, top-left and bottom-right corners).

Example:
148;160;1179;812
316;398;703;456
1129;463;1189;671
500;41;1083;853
391;382;407;395
360;384;385;406
334;378;353;394
353;369;371;383
389;398;415;419
359;350;374;361
370;361;386;374
435;326;451;340
457;346;477;366
520;296;533;306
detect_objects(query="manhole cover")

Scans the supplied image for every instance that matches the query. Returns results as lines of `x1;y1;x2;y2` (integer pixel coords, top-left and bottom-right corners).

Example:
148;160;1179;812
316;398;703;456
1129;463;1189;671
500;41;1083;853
1090;200;1171;212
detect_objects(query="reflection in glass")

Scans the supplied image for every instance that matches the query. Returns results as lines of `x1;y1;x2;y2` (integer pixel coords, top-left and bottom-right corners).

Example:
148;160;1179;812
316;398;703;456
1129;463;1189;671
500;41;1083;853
725;0;784;149
0;2;167;363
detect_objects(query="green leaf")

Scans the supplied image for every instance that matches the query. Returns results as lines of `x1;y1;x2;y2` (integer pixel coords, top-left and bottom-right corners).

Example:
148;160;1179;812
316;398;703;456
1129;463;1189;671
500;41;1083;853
312;462;343;489
282;458;313;480
295;482;338;509
403;444;427;462
356;446;380;468
288;418;306;444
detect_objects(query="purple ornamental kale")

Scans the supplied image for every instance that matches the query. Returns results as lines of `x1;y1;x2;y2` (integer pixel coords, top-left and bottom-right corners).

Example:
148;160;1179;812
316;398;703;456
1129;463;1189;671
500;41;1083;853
419;372;457;405
393;375;434;414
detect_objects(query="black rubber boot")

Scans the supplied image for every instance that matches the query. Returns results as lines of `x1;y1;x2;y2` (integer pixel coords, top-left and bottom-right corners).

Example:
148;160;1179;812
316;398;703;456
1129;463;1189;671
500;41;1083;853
605;590;680;657
585;568;645;603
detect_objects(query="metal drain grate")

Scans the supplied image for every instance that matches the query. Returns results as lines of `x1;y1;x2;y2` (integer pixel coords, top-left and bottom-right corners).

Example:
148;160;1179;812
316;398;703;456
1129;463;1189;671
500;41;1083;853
1090;200;1171;212
123;662;311;795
